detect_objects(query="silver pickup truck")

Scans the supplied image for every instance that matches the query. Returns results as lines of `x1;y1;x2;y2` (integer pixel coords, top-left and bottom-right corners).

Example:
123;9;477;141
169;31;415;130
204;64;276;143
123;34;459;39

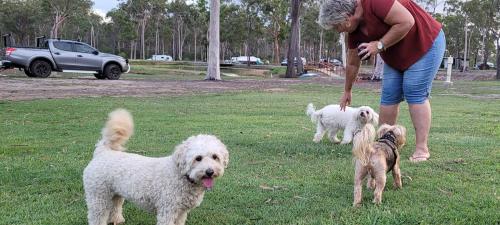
0;35;130;79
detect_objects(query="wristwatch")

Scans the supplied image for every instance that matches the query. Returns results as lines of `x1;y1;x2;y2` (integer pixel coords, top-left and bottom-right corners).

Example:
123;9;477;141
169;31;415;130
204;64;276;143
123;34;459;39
377;41;385;52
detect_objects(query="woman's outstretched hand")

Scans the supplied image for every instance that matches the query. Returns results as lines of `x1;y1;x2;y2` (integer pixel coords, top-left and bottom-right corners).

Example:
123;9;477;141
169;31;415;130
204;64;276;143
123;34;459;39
339;91;352;111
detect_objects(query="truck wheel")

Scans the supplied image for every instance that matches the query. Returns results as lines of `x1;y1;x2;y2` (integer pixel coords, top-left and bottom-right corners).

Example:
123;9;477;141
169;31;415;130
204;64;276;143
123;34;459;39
104;64;121;80
24;68;36;77
94;73;106;79
30;60;52;78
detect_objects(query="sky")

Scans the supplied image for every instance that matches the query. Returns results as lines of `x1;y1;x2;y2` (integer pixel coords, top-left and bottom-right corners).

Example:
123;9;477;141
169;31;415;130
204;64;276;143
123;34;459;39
91;0;446;21
92;0;120;20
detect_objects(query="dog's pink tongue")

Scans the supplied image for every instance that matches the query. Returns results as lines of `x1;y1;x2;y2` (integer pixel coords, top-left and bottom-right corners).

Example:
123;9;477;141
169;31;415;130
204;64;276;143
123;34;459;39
202;178;214;189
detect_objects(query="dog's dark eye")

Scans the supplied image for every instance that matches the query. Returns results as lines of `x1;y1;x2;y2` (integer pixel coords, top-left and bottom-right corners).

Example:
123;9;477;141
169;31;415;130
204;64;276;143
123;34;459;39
195;156;202;162
212;154;219;160
366;111;369;114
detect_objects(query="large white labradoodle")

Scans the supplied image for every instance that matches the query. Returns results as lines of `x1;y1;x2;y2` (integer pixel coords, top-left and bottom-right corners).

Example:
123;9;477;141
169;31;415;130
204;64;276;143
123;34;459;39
83;109;229;225
306;103;379;144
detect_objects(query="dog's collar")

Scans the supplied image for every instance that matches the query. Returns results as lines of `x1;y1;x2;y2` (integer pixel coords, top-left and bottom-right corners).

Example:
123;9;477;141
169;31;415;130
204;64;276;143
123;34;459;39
378;131;398;172
353;129;362;137
184;174;196;184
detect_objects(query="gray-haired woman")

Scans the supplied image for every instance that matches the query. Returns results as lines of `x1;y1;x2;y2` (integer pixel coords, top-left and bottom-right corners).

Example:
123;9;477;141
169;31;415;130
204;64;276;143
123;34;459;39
319;0;445;162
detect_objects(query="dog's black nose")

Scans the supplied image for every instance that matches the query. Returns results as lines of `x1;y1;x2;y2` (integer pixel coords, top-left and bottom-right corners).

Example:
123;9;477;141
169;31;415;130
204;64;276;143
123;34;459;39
360;112;365;117
205;169;214;177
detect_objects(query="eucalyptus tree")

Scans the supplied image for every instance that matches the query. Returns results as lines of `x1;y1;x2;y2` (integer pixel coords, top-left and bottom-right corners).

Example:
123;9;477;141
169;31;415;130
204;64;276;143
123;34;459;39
41;0;92;38
220;3;247;60
206;0;221;80
193;0;209;61
107;8;137;56
0;0;42;45
152;1;167;55
261;0;289;64
121;0;164;59
168;0;194;60
301;1;323;63
461;0;498;69
241;0;263;66
445;0;499;73
286;0;304;78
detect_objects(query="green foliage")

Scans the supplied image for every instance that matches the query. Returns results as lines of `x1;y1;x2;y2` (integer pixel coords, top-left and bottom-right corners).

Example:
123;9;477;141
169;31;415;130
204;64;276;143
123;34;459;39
0;0;497;68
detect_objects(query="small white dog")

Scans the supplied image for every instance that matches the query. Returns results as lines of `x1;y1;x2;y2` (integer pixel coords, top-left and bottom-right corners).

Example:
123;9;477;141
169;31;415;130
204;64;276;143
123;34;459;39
306;103;379;144
83;109;229;225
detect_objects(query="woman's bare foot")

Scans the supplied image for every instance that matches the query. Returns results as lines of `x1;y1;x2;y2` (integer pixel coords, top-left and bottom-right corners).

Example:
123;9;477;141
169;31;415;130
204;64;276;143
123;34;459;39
409;147;430;163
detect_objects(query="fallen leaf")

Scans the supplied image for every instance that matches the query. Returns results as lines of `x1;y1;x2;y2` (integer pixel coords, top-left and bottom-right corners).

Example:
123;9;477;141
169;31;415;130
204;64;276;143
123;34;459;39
259;184;274;191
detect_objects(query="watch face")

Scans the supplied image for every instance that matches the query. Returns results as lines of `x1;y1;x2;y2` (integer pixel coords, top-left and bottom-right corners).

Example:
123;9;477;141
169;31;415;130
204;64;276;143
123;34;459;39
377;42;383;50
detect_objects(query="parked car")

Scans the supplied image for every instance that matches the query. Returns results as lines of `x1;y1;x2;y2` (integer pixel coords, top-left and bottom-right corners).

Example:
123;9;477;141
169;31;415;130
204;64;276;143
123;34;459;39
320;58;342;66
281;57;306;66
231;56;263;65
330;58;342;66
0;34;129;79
147;54;173;61
475;62;496;70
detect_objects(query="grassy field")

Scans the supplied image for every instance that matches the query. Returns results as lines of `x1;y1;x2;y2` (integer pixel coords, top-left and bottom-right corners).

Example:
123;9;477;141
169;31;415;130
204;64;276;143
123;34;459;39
0;76;499;224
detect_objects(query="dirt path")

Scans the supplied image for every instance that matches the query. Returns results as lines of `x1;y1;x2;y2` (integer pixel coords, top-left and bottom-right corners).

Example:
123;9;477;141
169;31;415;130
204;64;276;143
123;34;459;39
0;75;354;101
1;69;495;101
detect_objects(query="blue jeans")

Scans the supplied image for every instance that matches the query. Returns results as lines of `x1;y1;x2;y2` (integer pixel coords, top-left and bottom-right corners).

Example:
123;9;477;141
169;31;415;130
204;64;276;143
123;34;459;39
381;30;446;105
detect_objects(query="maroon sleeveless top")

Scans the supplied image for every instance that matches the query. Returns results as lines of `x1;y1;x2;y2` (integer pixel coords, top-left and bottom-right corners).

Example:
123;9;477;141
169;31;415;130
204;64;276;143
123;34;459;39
347;0;442;71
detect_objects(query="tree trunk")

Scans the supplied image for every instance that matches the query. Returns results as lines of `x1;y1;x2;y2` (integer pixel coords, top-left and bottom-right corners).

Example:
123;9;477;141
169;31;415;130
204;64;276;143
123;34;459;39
177;20;182;60
496;37;500;80
130;41;134;59
51;13;66;39
155;20;160;55
286;0;302;78
482;31;490;68
273;21;281;64
206;0;221;80
141;18;146;60
297;17;304;74
319;30;323;62
180;25;188;61
172;33;176;60
246;6;253;68
194;31;197;62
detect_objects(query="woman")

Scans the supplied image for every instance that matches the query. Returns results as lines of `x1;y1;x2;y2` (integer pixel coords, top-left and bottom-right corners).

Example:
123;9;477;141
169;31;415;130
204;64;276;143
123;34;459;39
318;0;445;162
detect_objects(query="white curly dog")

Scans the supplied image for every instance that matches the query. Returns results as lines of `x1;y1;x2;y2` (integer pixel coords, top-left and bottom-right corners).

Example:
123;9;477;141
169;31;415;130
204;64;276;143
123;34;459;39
83;109;229;225
306;103;379;144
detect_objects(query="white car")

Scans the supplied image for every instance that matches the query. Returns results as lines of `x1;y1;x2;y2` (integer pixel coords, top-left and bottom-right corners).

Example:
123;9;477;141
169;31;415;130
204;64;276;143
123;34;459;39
148;55;173;61
281;57;306;66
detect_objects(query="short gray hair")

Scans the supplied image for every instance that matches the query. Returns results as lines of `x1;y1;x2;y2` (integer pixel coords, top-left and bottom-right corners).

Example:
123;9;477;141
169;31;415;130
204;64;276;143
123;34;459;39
318;0;357;30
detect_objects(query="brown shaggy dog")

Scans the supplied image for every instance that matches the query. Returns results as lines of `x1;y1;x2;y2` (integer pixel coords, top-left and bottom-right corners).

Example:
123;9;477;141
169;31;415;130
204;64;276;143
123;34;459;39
351;123;406;207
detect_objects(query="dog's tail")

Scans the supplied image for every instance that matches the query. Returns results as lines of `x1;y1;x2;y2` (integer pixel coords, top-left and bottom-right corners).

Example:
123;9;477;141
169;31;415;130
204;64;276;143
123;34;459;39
97;109;134;152
306;103;320;123
352;123;376;165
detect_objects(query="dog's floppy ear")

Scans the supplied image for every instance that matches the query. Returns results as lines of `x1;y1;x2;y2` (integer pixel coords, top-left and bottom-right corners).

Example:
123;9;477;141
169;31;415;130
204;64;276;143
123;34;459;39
393;125;407;148
370;108;379;126
221;147;229;168
377;124;392;138
173;142;190;174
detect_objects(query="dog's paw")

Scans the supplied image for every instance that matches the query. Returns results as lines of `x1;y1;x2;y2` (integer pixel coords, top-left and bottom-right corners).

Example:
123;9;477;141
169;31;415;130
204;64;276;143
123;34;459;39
108;215;125;224
372;198;382;205
313;138;321;143
393;181;402;189
353;202;362;208
340;141;350;145
328;136;341;143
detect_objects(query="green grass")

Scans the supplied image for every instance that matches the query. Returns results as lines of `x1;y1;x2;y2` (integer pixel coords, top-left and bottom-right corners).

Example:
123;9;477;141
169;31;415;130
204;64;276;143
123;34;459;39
0;80;499;225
